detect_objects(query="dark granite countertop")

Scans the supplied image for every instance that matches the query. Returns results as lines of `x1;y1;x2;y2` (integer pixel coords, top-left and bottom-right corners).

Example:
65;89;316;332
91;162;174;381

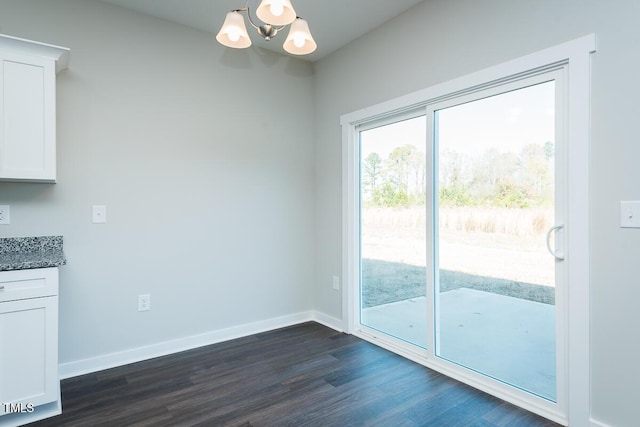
0;236;66;271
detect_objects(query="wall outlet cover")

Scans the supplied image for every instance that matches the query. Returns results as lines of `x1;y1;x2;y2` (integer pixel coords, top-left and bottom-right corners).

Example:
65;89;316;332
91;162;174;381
621;201;640;228
92;205;106;223
138;294;151;311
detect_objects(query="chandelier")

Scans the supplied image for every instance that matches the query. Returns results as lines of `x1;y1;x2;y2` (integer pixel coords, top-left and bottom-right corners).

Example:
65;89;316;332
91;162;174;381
216;0;317;55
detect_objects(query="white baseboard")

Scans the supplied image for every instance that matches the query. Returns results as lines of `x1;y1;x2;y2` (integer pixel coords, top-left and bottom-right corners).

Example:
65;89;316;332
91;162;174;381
590;418;613;427
311;311;344;332
58;310;344;380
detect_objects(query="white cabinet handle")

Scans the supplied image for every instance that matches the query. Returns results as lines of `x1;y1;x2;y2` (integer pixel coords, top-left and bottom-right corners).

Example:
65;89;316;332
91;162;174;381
0;286;4;290
546;225;565;261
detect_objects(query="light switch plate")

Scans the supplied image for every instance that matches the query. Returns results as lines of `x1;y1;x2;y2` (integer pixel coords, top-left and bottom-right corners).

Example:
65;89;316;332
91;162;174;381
0;205;9;225
138;294;150;311
620;201;640;228
92;205;106;223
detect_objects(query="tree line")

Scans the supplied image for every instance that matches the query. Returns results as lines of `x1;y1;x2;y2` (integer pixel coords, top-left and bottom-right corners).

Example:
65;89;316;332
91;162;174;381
362;141;554;208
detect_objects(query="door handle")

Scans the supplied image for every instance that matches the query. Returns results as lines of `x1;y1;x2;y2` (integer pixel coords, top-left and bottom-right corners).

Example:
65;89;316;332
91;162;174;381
546;225;565;261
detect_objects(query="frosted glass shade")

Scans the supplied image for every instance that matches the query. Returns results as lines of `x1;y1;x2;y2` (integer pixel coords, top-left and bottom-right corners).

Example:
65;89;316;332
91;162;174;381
283;18;317;55
216;11;251;49
256;0;296;26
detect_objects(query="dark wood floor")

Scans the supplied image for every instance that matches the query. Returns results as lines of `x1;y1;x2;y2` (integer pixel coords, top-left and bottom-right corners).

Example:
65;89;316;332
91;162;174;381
29;322;560;427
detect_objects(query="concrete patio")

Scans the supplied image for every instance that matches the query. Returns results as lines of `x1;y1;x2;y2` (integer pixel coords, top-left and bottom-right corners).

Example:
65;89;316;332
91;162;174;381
362;288;556;401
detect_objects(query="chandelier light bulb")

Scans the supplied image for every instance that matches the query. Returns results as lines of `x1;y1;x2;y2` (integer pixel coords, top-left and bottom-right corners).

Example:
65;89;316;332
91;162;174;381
256;0;296;26
270;0;285;17
227;28;241;42
216;11;251;49
292;33;305;48
283;17;317;55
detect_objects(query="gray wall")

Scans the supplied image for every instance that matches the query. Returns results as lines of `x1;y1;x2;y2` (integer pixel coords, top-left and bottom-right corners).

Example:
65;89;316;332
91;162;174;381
1;0;638;425
0;0;315;363
313;1;640;426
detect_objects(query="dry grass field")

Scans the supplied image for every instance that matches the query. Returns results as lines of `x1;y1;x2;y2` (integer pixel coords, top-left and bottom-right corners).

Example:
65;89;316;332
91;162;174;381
361;206;556;287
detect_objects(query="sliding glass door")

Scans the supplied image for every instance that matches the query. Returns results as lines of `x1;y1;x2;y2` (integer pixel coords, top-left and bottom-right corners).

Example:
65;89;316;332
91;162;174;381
346;37;595;424
359;114;428;348
430;78;561;402
356;72;565;406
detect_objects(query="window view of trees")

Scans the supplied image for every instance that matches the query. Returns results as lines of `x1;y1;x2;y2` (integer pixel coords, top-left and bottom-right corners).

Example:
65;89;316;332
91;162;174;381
362;141;553;209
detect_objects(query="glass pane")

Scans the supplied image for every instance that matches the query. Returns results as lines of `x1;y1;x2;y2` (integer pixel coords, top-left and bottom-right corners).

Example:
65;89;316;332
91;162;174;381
435;82;557;401
360;116;427;348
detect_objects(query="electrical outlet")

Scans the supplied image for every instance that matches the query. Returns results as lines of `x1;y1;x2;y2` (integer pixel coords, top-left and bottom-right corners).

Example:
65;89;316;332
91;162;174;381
0;205;10;225
92;205;106;223
332;276;340;291
621;201;640;228
138;294;151;311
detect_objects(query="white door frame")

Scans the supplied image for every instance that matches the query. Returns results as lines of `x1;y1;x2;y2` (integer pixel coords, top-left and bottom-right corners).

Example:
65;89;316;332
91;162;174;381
341;35;595;426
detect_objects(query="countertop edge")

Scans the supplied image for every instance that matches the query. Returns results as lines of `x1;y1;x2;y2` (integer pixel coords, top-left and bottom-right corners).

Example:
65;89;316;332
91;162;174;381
0;236;66;271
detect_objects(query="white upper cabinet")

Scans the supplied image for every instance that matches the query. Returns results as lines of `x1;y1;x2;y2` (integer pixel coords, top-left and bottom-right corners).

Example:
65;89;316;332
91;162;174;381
0;34;70;183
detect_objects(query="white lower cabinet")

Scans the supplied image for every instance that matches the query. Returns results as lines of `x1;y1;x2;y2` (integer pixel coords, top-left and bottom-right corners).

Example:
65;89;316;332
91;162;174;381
0;268;60;426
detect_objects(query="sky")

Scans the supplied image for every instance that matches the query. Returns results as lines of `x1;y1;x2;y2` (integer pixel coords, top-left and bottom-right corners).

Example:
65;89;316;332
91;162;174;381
360;81;555;159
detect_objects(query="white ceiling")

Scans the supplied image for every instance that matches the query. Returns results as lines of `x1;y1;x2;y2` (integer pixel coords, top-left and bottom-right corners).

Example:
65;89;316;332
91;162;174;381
98;0;425;62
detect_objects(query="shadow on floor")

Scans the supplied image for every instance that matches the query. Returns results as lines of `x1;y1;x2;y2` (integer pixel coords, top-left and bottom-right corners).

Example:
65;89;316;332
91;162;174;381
362;258;555;308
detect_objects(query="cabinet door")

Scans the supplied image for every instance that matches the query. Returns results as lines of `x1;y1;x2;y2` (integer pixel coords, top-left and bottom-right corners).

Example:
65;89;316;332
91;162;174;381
0;296;58;412
0;51;56;182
